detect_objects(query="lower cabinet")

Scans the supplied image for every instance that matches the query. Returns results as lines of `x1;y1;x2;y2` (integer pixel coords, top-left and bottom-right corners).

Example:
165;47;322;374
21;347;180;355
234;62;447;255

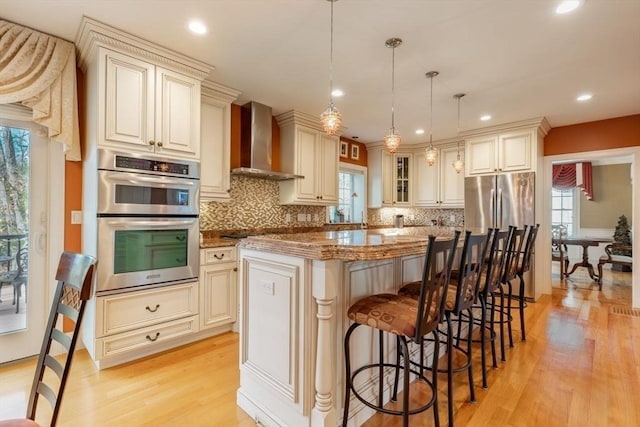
200;246;238;330
82;246;239;369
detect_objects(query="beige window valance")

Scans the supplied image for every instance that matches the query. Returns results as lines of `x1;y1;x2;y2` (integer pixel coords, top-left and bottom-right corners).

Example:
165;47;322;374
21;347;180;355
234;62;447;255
0;19;81;160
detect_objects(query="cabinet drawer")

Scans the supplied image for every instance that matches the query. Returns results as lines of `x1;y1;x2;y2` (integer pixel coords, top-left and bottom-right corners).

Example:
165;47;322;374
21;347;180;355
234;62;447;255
201;246;236;264
96;316;199;359
96;282;198;336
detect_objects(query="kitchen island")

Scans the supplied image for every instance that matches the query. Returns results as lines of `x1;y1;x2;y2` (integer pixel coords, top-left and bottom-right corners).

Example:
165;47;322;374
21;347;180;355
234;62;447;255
236;226;460;427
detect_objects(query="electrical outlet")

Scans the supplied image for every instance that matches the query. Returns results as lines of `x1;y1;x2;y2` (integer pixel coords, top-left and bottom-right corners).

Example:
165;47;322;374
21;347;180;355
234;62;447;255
314;213;319;222
409;214;415;221
71;210;82;224
261;280;275;295
297;213;306;222
307;213;312;221
450;214;456;223
285;213;291;223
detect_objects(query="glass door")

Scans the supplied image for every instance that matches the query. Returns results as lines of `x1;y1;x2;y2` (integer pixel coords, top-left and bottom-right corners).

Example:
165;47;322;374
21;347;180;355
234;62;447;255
0;115;50;363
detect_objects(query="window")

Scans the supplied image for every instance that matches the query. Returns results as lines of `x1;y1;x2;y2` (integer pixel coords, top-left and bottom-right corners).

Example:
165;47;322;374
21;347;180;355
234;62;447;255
328;164;366;223
551;188;575;235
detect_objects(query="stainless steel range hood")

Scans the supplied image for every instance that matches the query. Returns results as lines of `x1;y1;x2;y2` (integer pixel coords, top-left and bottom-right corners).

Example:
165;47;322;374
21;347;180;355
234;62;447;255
231;101;303;180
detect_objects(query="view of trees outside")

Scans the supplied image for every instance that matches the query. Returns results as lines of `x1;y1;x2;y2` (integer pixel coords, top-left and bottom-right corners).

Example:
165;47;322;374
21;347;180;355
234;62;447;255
0;125;29;235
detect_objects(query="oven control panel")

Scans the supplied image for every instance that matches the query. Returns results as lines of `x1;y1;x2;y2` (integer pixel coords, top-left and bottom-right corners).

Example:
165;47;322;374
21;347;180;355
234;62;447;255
115;155;190;175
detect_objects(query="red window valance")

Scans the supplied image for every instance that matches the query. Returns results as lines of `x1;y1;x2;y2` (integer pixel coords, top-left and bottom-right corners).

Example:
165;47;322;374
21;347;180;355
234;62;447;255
552;162;594;200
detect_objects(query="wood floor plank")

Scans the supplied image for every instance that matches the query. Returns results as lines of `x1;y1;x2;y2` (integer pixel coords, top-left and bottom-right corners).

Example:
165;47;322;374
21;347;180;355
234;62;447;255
0;267;636;426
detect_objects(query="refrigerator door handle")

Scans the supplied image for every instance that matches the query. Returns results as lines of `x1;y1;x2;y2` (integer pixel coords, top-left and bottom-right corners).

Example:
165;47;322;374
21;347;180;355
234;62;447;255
497;188;503;228
490;188;495;227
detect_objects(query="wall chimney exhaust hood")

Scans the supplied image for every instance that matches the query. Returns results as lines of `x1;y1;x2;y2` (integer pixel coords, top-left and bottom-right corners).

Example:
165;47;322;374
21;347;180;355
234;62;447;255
231;101;303;180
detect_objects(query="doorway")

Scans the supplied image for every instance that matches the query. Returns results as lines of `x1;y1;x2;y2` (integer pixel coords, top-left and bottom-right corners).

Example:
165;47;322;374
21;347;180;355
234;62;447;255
541;147;640;308
0;106;65;364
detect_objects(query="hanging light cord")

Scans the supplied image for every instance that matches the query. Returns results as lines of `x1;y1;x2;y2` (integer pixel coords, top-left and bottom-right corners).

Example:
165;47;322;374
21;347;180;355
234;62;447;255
328;0;335;106
429;74;433;148
456;94;461;157
390;45;396;132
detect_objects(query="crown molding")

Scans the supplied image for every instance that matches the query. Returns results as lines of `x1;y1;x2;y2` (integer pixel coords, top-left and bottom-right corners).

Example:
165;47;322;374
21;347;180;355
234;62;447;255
75;16;214;80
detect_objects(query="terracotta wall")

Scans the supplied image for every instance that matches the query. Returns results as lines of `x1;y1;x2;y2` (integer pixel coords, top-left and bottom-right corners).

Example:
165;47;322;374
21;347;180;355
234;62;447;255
544;114;640;155
64;68;84;252
339;137;368;167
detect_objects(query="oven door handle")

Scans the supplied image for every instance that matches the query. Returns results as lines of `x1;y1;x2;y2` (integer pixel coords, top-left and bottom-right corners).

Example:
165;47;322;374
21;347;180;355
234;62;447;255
105;220;196;228
105;173;195;187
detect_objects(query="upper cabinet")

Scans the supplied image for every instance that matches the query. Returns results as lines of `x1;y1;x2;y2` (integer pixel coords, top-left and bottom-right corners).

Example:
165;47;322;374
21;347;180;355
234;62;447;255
100;49;201;159
413;145;464;208
368;148;412;207
464;119;550;176
77;17;214;161
276;111;339;206
199;82;241;202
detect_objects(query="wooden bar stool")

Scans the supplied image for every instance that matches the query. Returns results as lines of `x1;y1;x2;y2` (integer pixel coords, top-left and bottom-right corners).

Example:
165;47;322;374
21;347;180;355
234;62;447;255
342;232;460;427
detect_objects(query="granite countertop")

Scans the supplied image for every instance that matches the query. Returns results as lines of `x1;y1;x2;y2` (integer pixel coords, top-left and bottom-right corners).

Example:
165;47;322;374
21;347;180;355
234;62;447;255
235;226;463;261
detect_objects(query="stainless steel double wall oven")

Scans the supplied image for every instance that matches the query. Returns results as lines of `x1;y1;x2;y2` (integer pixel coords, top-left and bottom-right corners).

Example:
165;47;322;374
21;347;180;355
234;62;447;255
96;149;200;294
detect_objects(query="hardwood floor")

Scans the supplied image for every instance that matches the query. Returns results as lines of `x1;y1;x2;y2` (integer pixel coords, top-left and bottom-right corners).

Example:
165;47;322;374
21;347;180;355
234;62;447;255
0;267;636;426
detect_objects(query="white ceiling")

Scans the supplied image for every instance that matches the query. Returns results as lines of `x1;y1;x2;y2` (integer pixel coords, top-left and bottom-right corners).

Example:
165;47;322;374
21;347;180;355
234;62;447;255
2;0;639;145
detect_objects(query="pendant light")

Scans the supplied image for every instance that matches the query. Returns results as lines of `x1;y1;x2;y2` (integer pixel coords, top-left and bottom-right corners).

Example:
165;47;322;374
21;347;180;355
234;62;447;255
320;0;342;136
452;93;465;174
383;37;402;153
424;71;439;166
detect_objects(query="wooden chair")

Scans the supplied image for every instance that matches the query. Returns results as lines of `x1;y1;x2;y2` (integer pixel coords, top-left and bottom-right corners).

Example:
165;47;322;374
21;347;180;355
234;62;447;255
0;251;97;427
551;225;569;280
597;244;632;290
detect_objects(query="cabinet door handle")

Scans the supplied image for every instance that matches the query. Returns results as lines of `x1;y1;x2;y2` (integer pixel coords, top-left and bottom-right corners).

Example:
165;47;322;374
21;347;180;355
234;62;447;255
157;141;163;147
214;253;225;260
145;304;160;313
233;267;238;272
146;332;160;342
226;189;231;193
149;140;156;146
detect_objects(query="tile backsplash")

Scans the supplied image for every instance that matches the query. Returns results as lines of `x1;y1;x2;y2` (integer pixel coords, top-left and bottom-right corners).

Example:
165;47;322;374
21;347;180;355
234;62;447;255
200;176;464;230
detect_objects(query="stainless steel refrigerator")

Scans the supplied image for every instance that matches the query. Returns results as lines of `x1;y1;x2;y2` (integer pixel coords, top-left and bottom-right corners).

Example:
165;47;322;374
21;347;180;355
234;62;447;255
464;171;535;297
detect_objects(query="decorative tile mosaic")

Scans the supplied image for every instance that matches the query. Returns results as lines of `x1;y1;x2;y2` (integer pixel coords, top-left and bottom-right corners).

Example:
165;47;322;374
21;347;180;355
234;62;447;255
367;207;464;227
200;176;464;231
200;176;326;230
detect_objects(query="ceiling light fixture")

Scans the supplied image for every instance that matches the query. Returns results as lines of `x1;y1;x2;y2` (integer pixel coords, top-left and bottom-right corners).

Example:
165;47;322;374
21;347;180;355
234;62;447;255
331;89;344;97
452;93;465;174
556;0;582;14
577;93;593;101
415;129;425;135
188;20;207;35
480;114;492;122
320;0;342;136
383;37;402;153
424;71;439;166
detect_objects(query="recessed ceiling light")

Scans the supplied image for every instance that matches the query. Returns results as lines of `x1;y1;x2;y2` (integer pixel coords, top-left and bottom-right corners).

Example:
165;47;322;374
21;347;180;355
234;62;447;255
188;20;207;35
415;129;425;135
331;89;344;97
577;93;593;102
556;1;582;14
480;115;492;122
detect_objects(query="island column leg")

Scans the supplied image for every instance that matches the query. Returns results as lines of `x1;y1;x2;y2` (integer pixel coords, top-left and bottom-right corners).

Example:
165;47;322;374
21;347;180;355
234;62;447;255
311;260;339;427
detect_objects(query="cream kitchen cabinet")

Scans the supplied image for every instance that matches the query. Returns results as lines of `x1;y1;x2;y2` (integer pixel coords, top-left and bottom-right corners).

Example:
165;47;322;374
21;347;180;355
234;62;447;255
465;129;536;176
276;111;339;205
99;48;201;159
77;17;213;162
200;246;238;330
368;147;412;207
86;281;200;368
200;81;241;202
413;145;464;208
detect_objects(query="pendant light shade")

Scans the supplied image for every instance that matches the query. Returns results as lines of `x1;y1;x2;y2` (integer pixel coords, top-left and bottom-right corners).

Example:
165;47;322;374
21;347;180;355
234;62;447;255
425;71;439;166
320;0;342;136
452;93;465;174
383;37;402;153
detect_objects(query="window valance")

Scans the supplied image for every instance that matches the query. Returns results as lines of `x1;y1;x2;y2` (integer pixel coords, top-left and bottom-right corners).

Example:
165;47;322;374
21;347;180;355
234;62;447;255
0;19;81;160
552;162;594;200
